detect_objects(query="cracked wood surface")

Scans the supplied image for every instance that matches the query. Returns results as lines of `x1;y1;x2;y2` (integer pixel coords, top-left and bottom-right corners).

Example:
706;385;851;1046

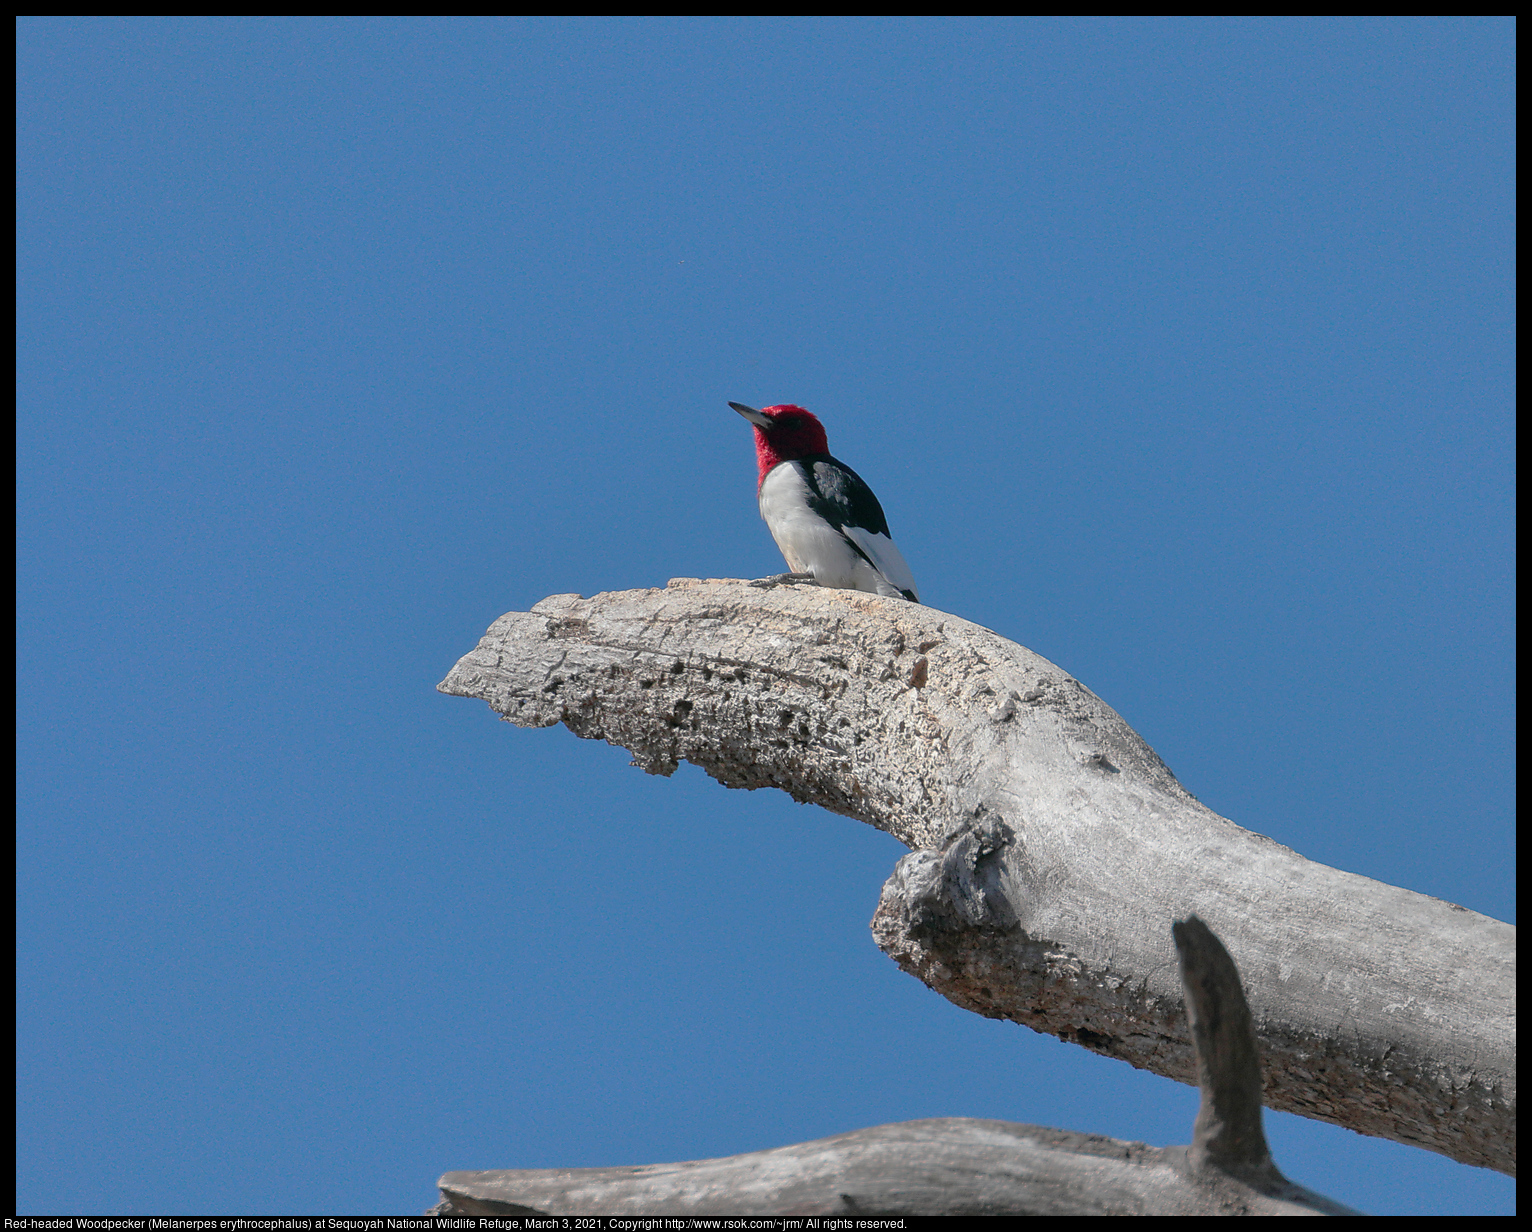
434;1118;1357;1216
439;578;1515;1176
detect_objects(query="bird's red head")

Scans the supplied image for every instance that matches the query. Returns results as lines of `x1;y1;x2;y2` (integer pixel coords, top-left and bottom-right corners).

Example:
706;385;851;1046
730;403;830;487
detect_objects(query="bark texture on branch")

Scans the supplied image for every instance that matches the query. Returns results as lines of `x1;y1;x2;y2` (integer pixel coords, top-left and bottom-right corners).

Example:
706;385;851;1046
439;579;1515;1175
433;1118;1356;1217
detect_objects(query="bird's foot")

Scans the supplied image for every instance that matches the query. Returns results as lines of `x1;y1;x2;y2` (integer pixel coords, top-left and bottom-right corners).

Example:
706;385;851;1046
748;572;819;589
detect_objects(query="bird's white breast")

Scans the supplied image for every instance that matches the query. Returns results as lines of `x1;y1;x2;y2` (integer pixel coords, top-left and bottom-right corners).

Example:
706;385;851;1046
758;463;918;601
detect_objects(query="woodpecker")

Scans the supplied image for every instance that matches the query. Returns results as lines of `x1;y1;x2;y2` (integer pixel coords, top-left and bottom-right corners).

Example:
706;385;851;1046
730;402;920;603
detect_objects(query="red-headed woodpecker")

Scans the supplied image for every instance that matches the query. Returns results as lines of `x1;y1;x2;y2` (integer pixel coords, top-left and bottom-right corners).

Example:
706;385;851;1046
730;402;920;603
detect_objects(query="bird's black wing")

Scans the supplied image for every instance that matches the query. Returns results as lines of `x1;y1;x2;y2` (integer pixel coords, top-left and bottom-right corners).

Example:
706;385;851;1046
800;454;893;537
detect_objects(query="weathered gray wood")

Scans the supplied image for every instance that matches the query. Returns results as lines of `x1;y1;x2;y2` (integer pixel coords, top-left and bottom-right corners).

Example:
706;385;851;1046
1176;915;1282;1185
433;1118;1357;1216
439;578;1515;1175
433;914;1359;1215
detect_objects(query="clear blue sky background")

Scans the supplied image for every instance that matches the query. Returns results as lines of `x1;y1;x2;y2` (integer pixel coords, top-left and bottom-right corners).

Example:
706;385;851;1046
17;17;1514;1217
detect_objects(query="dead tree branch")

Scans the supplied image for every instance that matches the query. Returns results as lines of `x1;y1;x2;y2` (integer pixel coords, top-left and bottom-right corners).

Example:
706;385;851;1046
432;915;1358;1215
438;579;1515;1176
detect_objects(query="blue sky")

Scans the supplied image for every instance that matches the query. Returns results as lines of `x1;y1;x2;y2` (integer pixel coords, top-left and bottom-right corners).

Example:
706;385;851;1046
17;17;1513;1216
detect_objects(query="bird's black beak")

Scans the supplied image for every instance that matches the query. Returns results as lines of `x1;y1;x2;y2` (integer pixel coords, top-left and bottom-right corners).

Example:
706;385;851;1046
730;401;774;430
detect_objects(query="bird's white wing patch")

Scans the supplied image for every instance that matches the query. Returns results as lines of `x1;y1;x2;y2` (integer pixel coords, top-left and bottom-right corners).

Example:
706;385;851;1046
842;525;920;602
